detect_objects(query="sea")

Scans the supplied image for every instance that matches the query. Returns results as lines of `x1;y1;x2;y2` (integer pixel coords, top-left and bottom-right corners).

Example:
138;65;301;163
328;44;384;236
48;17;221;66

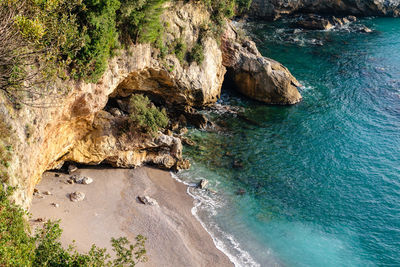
175;17;400;267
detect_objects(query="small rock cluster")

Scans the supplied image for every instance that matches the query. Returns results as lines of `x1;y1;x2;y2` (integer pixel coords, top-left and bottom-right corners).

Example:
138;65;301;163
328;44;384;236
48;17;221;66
68;175;93;185
33;165;94;206
293;14;372;32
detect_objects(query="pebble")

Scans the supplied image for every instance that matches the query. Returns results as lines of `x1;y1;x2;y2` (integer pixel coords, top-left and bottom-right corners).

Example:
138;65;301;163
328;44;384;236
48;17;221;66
68;164;78;174
138;196;158;206
33;188;39;195
69;191;85;202
81;177;93;185
70;175;93;185
51;203;59;208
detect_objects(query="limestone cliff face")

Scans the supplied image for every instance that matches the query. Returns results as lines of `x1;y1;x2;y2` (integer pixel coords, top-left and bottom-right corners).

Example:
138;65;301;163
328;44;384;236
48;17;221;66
112;3;225;108
1;3;225;208
250;0;400;20
1;2;302;209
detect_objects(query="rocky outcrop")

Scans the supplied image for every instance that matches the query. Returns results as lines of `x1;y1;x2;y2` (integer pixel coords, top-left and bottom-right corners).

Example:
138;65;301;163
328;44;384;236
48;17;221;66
0;1;303;209
0;3;223;208
112;3;225;108
249;0;400;20
62;111;185;170
294;14;357;30
222;24;302;104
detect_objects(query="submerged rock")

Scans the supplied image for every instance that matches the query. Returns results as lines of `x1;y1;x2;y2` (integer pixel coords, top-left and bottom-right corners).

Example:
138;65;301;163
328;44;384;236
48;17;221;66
358;25;373;33
236;188;246;195
181;137;196;146
232;159;244;169
294;14;358;30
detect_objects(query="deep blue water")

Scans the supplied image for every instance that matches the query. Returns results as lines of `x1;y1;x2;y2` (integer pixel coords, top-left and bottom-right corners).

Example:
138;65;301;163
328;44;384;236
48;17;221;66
177;18;400;266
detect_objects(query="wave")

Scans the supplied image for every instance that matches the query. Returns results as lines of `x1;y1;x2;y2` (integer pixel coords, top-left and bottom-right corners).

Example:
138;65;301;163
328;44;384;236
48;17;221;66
170;172;261;267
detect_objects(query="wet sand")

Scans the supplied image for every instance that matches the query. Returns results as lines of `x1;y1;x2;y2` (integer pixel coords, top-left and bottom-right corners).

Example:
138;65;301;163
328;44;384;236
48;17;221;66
30;167;232;266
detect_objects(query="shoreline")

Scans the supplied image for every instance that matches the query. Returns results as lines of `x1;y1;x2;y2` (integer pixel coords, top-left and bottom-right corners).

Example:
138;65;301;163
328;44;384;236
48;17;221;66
170;172;261;267
30;166;232;266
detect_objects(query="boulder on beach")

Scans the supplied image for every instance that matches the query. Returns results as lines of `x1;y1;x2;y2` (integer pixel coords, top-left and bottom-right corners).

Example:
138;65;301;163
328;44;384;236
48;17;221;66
70;191;85;202
70;175;93;185
138;196;158;206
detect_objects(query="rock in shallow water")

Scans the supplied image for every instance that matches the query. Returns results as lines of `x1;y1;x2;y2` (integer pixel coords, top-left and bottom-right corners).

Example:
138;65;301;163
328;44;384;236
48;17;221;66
222;23;302;105
197;179;209;189
236;188;246;196
294;14;357;30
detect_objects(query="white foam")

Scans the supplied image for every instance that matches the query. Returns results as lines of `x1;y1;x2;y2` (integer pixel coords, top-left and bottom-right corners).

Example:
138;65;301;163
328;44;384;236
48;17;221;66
170;171;261;267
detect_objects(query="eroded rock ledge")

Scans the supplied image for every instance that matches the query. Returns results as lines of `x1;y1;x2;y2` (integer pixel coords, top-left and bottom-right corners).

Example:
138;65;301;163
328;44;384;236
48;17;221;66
222;23;302;105
249;0;400;20
1;2;302;208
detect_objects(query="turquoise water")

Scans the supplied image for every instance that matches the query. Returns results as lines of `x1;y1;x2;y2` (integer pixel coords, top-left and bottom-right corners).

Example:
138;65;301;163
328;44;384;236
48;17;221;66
178;18;400;266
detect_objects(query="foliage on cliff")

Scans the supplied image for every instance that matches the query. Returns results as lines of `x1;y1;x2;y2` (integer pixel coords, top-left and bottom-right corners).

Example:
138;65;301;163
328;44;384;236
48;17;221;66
0;0;252;104
129;94;169;134
0;187;147;266
118;0;167;45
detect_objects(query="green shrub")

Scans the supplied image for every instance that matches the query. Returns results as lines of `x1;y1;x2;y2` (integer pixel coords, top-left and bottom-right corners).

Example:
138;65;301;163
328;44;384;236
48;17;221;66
188;43;204;65
129;94;169;134
118;0;167;45
236;0;253;14
0;186;147;266
73;0;121;82
173;38;187;63
0;0;84;104
0;187;35;266
0;120;13;183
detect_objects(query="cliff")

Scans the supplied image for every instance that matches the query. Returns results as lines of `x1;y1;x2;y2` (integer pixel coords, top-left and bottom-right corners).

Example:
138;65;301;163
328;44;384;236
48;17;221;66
250;0;400;20
0;2;301;209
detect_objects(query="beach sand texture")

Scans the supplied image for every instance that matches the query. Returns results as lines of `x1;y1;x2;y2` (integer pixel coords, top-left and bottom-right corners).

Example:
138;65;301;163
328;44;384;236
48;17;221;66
30;167;232;267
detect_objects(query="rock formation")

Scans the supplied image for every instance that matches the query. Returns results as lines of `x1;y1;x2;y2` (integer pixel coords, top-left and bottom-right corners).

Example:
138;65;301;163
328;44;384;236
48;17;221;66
250;0;400;20
222;23;302;104
294;14;357;30
0;2;303;208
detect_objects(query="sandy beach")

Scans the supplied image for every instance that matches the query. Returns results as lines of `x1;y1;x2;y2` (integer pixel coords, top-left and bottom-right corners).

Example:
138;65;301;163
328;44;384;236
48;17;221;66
30;167;232;266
